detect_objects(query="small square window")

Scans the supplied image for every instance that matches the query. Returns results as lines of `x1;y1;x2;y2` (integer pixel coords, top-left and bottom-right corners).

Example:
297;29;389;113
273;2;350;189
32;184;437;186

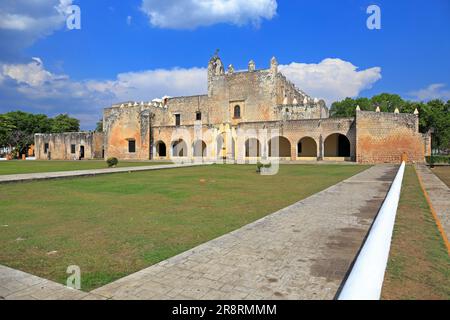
44;143;49;154
128;140;136;153
175;114;181;126
196;112;201;121
71;144;76;154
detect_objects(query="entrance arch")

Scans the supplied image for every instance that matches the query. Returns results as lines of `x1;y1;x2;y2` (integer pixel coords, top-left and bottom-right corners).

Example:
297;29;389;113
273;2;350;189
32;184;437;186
245;138;261;157
171;139;188;157
297;137;317;158
193;140;207;157
324;133;350;157
268;136;291;157
156;141;166;157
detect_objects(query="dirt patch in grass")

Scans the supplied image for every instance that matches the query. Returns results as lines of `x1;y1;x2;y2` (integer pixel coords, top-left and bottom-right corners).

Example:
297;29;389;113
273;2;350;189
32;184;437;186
382;166;450;300
0;164;368;291
431;166;450;187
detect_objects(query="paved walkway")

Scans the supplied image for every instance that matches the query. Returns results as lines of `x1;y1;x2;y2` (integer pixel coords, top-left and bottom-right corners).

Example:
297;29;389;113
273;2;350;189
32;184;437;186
416;165;450;241
91;165;397;300
0;162;210;184
0;265;104;300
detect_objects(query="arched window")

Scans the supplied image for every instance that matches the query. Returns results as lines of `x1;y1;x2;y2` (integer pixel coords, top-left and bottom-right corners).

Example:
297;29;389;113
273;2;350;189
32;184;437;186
234;105;241;118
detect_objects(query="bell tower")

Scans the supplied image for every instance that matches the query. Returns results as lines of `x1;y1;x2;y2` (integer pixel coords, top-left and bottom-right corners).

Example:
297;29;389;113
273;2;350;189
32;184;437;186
207;49;224;97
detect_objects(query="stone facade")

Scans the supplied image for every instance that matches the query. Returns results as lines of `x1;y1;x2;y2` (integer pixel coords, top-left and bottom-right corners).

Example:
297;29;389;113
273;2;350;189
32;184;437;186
355;110;428;163
35;132;104;160
35;54;430;164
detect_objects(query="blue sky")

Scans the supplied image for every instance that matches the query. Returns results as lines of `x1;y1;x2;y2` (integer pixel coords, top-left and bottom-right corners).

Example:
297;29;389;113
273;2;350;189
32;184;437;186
0;0;449;129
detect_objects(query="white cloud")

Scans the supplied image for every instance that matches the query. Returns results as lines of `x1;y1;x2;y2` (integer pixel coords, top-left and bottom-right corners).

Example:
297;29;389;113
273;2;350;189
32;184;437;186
0;56;382;129
2;57;65;87
87;67;207;102
140;0;277;29
410;83;450;101
0;58;206;128
279;58;382;105
0;0;72;61
126;15;132;26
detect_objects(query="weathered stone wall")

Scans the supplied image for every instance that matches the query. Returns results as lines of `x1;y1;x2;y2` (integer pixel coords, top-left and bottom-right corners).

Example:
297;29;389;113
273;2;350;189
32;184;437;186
147;118;356;161
103;55;329;160
34;132;104;160
100;55;428;164
355;110;425;163
103;105;152;160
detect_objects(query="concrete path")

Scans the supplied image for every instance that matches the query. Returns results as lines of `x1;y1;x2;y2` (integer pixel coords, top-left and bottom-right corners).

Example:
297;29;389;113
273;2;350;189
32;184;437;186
0;265;105;300
416;165;450;241
91;165;397;300
0;162;210;184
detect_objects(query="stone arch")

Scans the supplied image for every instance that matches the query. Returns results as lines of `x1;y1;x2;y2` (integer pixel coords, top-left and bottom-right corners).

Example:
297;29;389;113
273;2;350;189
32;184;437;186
156;141;167;157
216;134;235;160
193;140;207;157
324;133;350;157
268;136;291;157
245;138;261;157
171;139;188;157
297;137;317;157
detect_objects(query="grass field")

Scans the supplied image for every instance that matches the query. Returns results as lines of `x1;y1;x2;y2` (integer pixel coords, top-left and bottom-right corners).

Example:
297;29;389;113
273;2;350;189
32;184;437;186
431;166;450;187
0;160;170;175
382;166;450;299
0;164;368;291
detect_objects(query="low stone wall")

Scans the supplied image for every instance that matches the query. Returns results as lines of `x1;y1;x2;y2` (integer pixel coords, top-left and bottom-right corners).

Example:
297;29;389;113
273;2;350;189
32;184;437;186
356;110;426;163
34;132;104;160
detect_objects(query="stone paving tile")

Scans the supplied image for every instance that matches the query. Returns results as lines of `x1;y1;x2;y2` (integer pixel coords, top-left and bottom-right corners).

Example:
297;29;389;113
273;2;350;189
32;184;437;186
416;164;450;241
92;165;397;300
0;162;211;184
0;265;105;300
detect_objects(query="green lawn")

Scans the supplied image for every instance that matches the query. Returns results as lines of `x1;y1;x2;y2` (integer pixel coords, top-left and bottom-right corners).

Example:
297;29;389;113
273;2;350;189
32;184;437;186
0;160;170;175
382;166;450;299
0;164;368;291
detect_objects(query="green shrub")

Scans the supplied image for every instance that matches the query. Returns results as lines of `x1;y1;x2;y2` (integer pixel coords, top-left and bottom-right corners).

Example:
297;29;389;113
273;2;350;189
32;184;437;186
256;161;272;173
106;157;119;167
256;161;263;173
425;155;450;165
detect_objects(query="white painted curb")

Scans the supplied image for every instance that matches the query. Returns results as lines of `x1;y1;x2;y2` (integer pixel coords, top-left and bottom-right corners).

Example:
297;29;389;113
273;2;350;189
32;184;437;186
338;161;406;300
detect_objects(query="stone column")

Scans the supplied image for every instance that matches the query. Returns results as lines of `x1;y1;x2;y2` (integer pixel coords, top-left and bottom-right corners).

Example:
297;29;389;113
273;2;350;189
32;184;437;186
318;135;324;160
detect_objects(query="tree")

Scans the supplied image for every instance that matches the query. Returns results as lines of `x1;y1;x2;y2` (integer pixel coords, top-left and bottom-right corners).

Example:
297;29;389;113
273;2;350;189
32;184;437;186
0;114;15;148
50;114;80;133
330;97;371;117
95;119;103;132
424;99;450;153
2;111;52;156
0;111;81;158
370;93;405;112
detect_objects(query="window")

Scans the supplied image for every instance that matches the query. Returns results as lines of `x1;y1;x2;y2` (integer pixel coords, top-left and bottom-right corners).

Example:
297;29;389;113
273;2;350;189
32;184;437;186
196;112;201;121
175;114;181;126
234;105;241;118
44;143;49;154
128;140;136;153
71;144;76;154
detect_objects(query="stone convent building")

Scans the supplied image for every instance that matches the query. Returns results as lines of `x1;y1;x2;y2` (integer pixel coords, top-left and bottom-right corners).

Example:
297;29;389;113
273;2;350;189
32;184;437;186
35;53;431;163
